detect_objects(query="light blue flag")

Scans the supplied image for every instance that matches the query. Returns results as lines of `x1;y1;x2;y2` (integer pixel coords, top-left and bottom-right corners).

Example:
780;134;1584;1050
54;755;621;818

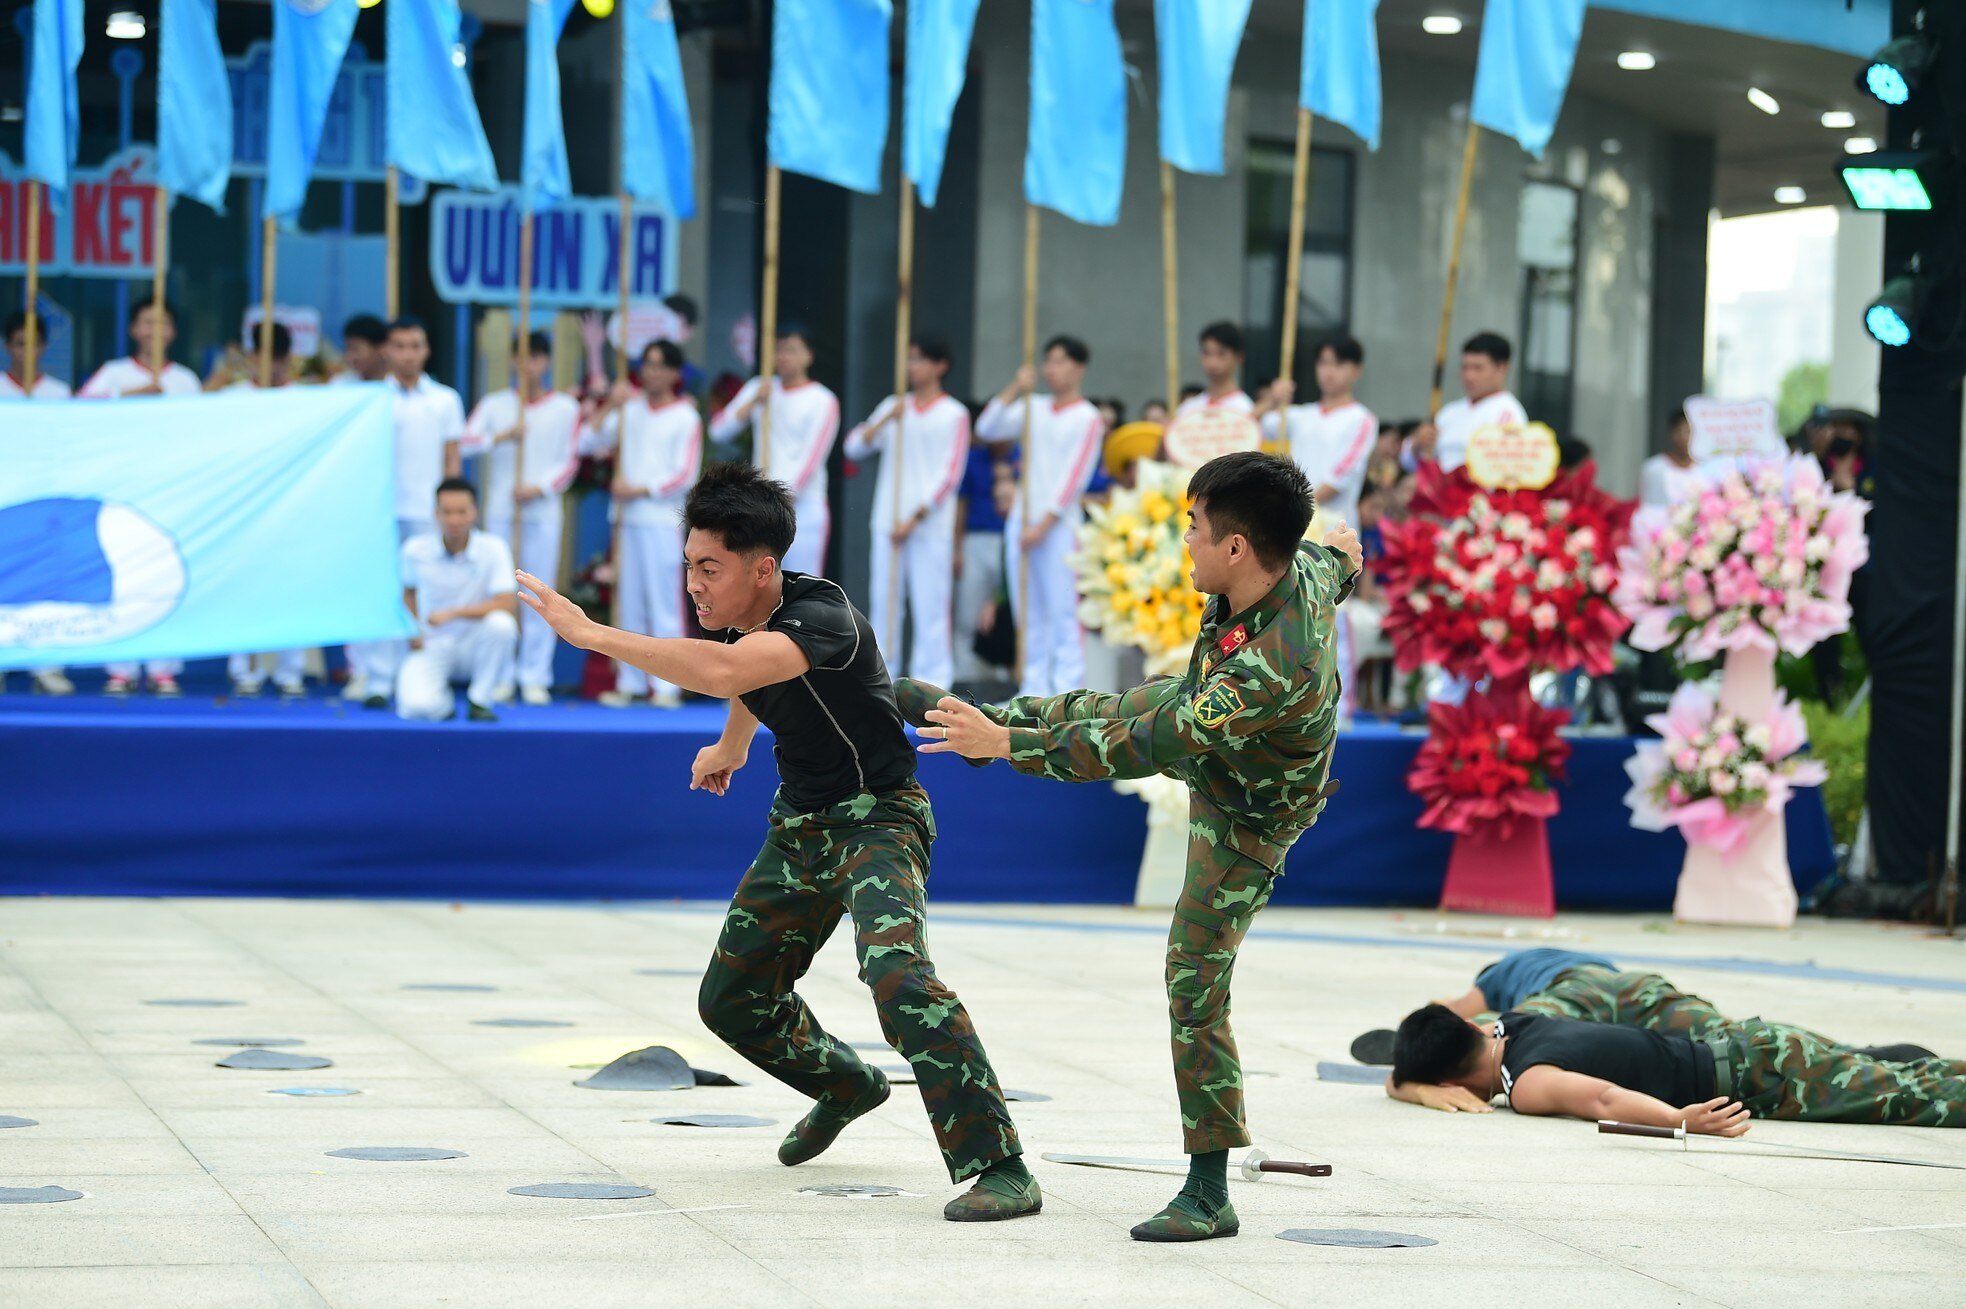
265;0;359;223
768;0;892;195
387;0;498;191
1027;0;1126;226
623;0;697;219
1300;0;1382;151
1470;0;1587;159
0;387;415;670
159;0;233;212
25;0;84;213
904;0;981;208
1155;0;1251;176
524;0;578;211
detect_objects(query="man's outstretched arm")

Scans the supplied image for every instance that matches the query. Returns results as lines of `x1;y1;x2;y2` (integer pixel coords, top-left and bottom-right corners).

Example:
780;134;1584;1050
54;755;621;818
893;677;1182;733
1507;1066;1751;1136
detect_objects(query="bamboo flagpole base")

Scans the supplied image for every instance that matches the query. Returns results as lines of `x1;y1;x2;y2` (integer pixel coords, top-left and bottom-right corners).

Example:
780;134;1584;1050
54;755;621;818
385;166;401;323
758;164;782;478
1014;202;1040;688
1278;108;1312;386
1430;121;1482;417
887;176;916;659
23;180;41;391
1160;160;1179;413
150;187;170;375
258;216;278;388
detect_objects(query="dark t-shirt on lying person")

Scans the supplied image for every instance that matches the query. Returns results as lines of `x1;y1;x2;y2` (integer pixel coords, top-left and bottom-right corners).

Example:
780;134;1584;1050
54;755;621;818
1496;1010;1717;1110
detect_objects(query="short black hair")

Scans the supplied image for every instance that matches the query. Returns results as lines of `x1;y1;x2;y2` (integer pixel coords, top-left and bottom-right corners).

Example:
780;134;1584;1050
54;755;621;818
683;462;797;562
776;322;812;348
1318;334;1364;367
251;321;293;359
663;293;700;326
129;295;175;329
518;330;551;358
1669;406;1689;429
1559;437;1592;469
911;332;952;367
1179;384;1204;403
641;338;684;370
343;314;388;347
1198;320;1245;355
435;476;478;504
1187;452;1314;571
3;311;37;341
1043;334;1089;366
1462;331;1512;365
1391;1004;1486;1087
387;316;427;340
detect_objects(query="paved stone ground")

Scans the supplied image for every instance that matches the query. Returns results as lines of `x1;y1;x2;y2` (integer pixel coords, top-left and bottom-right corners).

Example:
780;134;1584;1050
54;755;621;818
2;896;1962;1308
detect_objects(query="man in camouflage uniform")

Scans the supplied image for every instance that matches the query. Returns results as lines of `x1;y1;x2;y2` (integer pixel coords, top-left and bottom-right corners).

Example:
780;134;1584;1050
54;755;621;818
515;463;1038;1221
906;451;1361;1242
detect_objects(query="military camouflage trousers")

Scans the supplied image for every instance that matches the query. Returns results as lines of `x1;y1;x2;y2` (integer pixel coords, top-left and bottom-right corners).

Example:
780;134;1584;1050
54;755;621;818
1721;1019;1966;1127
695;784;1023;1181
1516;967;1727;1038
1170;801;1281;1154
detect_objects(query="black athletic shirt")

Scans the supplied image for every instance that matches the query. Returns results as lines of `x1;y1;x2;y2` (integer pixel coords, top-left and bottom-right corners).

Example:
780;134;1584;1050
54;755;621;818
712;572;915;812
1496;1011;1716;1108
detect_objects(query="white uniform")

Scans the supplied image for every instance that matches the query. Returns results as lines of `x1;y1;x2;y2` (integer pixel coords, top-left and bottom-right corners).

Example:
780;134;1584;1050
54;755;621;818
975;393;1104;698
843;393;970;688
1175;388;1254;418
0;372;72;399
591;395;702;698
1260;399;1377;528
346;373;467;694
1640;453;1701;509
215;379;311;694
77;356;200;398
395;529;519;720
463;388;583;693
1430;389;1526;472
709;377;839;575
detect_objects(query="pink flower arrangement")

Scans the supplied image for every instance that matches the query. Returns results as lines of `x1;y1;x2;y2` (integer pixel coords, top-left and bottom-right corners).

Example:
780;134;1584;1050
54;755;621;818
1622;681;1827;854
1614;457;1868;661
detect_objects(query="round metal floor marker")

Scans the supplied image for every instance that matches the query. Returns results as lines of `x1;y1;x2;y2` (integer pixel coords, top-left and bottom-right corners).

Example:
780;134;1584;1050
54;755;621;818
0;1116;39;1129
650;1114;776;1129
0;1186;84;1204
473;1018;574;1028
401;983;497;993
509;1183;655;1200
193;1037;304;1047
144;998;244;1007
799;1184;918;1199
217;1049;333;1071
268;1087;362;1098
1001;1089;1051;1103
1277;1227;1437;1249
326;1147;467;1162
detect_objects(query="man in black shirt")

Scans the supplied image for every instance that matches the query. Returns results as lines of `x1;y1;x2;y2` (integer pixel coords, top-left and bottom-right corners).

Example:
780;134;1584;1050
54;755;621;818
516;463;1039;1222
1385;1002;1966;1131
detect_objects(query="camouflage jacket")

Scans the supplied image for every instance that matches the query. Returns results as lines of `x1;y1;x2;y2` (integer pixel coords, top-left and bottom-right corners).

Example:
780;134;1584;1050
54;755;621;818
960;541;1352;873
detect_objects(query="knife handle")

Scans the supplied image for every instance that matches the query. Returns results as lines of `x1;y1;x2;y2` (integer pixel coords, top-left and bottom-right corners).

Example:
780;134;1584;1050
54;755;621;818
1258;1161;1333;1178
1597;1120;1681;1140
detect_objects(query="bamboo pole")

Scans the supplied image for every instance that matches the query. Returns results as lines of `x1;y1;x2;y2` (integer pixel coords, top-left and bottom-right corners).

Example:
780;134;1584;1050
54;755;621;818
1160;160;1179;416
22;180;39;391
887;175;916;659
1278;107;1313;385
258;216;277;388
385;165;400;321
1014;203;1039;687
758;163;782;477
618;193;634;378
513;210;535;572
611;193;633;634
1430;121;1482;417
149;187;169;374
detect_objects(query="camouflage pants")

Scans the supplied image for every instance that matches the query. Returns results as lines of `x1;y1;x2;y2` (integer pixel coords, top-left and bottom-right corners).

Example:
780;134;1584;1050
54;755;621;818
1515;967;1728;1038
1722;1018;1966;1127
695;784;1022;1182
1170;800;1280;1154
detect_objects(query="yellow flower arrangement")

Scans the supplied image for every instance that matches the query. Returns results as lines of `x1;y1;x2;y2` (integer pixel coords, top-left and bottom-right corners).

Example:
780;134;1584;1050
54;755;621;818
1072;460;1205;675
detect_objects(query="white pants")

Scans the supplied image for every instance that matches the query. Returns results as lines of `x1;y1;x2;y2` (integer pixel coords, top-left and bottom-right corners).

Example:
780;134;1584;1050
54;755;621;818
784;497;829;576
615;519;685;697
953;531;1007;682
1003;506;1085;699
227;650;306;689
487;507;563;692
346;517;432;691
868;508;956;688
395;609;518;721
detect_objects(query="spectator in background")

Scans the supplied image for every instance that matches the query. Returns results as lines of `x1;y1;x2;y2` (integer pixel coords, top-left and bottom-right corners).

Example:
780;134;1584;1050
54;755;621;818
1639;408;1699;509
331;315;390;385
953;443;1013;686
1558;436;1592;471
79;297;200;399
708;325;840;576
205;321;297;391
1176;383;1204;408
1410;332;1523;472
395;479;518;723
1140;398;1170;427
1367;422;1407;491
224;323;309;699
1256;334;1375;531
1177;322;1253;418
1094;397;1126;432
1818;410;1873;498
968;456;1024;680
1;312;76;698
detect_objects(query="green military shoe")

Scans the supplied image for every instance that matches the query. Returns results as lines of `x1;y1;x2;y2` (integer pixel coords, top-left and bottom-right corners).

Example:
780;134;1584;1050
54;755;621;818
1129;1196;1239;1242
777;1076;891;1166
943;1170;1042;1222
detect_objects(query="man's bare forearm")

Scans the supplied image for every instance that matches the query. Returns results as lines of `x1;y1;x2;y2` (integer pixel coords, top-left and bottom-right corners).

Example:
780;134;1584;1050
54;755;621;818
721;697;760;747
579;624;746;699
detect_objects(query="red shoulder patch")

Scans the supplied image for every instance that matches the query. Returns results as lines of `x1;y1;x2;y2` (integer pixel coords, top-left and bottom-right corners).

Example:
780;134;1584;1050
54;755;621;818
1217;625;1249;658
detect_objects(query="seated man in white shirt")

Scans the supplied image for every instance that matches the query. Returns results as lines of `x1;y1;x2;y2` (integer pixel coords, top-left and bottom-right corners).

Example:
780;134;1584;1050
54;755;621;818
1407;331;1525;473
396;479;519;723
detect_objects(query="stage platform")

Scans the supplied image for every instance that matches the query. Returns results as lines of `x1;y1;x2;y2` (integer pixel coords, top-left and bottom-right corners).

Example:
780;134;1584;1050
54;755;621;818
0;683;1835;909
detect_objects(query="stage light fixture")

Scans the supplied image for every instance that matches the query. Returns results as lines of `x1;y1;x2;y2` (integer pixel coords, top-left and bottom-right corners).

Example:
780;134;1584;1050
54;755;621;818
1865;274;1919;348
1860;33;1935;106
1616;51;1655;71
1747;87;1781;116
105;11;145;40
1421;15;1463;36
1822;110;1858;129
1839;151;1939;211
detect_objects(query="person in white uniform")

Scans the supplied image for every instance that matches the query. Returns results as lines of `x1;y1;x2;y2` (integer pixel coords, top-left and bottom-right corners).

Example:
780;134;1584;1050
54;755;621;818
589;340;702;708
346;318;465;708
1409;331;1525;473
79;297;200;696
218;323;310;698
328;314;390;385
1175;321;1254;419
709;326;839;576
975;335;1105;699
395;479;518;722
1;311;76;697
462;331;583;705
1640;407;1701;508
843;334;970;689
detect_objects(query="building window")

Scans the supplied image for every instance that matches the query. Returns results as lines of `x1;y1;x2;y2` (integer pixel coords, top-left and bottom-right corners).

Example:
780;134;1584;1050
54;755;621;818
1517;178;1580;435
1244;140;1355;393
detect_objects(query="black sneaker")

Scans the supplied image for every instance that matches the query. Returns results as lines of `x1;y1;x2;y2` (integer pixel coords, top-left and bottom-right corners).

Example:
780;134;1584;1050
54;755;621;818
362;694;389;711
466;700;499;723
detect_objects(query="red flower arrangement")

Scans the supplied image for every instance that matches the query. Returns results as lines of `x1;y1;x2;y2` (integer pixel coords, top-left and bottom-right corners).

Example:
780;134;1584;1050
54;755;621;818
1380;461;1634;682
1408;690;1572;837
